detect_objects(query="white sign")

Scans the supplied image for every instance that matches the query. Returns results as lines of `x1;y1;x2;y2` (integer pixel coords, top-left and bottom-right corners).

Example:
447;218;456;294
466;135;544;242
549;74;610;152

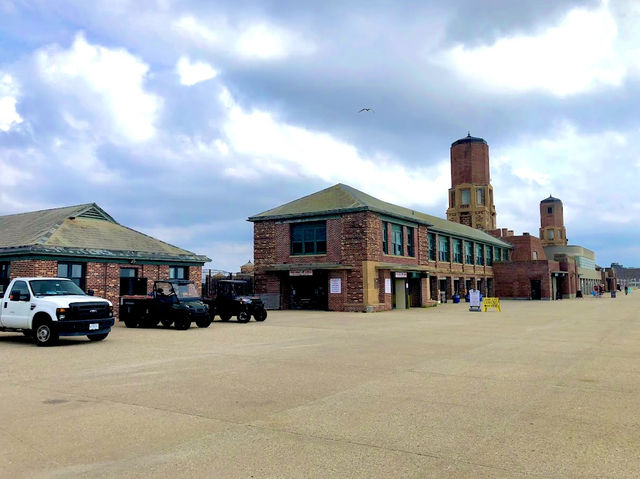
330;278;341;294
385;278;391;294
469;289;481;308
290;270;313;277
395;272;407;278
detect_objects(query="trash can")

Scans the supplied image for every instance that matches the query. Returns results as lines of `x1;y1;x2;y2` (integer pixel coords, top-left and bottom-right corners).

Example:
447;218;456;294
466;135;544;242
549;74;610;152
453;294;460;304
440;291;447;303
611;290;616;298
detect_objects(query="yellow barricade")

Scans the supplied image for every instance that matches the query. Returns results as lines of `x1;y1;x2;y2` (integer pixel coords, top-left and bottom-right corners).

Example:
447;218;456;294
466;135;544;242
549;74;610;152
482;297;501;312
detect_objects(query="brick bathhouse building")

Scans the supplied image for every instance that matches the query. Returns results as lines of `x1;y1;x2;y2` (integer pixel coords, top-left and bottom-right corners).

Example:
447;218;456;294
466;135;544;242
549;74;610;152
249;183;511;312
0;203;209;314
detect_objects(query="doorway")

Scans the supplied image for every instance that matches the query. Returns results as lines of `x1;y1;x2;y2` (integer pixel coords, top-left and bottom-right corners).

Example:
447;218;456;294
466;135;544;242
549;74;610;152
531;279;542;300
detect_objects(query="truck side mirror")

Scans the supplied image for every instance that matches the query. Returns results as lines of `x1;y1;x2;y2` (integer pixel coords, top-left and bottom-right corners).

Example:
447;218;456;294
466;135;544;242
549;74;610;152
88;289;95;296
20;293;30;301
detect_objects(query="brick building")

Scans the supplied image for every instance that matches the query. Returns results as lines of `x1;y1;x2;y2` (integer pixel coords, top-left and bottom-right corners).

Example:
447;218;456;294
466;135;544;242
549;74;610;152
249;184;511;312
0;203;209;314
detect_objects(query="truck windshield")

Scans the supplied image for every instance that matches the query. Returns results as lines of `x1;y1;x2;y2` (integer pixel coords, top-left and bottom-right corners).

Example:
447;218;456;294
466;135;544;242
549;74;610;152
29;279;86;297
172;282;200;299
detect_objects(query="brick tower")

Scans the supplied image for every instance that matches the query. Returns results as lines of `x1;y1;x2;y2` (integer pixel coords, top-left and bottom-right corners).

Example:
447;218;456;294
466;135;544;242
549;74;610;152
539;196;567;246
446;133;496;230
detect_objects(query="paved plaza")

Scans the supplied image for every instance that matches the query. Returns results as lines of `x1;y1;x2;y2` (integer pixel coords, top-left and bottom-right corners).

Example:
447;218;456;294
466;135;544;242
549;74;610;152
1;293;639;478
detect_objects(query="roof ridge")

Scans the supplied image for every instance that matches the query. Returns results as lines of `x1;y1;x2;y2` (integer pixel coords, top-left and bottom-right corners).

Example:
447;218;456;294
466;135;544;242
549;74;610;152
0;203;94;219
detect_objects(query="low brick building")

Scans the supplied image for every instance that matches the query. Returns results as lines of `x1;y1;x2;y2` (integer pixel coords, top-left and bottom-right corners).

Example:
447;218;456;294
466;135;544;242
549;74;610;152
249;184;512;312
0;203;209;314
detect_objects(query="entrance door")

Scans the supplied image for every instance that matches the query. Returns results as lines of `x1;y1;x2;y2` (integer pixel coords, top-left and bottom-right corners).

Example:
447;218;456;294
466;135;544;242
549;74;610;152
408;278;421;307
289;271;328;310
394;278;407;309
531;280;542;300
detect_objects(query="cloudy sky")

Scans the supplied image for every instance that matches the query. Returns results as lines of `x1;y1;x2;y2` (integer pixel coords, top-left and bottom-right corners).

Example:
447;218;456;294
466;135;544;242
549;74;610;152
1;0;639;271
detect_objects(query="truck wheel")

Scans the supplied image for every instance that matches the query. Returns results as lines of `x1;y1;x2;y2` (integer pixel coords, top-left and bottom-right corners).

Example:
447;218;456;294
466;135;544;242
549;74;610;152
196;318;212;328
87;333;109;342
34;321;59;347
160;319;173;328
174;319;191;330
255;309;267;322
238;311;250;323
220;313;231;322
124;320;139;328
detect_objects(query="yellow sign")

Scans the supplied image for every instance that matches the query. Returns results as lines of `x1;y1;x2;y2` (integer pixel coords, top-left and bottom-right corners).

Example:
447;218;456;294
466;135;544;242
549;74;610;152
482;297;501;312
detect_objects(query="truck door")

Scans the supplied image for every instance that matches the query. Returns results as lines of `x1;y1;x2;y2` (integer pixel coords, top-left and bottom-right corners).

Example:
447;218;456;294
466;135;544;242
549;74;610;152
2;280;32;328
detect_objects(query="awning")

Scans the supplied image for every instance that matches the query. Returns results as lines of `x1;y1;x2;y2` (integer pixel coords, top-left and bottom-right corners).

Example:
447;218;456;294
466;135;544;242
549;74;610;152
375;262;430;272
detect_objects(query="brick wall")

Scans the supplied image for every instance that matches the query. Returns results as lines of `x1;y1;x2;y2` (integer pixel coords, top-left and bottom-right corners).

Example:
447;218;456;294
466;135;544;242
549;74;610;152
9;259;57;279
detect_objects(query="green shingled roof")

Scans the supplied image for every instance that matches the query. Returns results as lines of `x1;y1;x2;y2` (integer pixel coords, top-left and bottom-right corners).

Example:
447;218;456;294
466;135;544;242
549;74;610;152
249;184;511;248
0;203;210;263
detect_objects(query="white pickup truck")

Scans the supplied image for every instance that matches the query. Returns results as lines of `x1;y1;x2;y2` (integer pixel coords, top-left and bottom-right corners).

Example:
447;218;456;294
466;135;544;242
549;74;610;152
0;277;114;346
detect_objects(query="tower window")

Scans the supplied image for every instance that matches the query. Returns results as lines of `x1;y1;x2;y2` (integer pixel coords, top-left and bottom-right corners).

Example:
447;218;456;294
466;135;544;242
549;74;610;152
547;207;553;214
450;191;455;207
548;230;554;240
461;189;470;205
476;188;484;205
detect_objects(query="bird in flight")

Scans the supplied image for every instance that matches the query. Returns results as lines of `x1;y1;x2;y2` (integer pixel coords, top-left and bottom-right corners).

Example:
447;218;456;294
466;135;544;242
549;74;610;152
358;108;374;113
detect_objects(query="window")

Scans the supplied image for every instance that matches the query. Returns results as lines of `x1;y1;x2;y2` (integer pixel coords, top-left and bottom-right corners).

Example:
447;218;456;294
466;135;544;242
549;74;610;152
486;245;493;266
495;248;501;263
547;207;553;214
438;235;450;262
548;230;554;240
0;262;9;294
392;224;403;255
461;189;470;206
58;262;86;290
9;280;29;300
533;251;538;260
475;244;484;265
120;268;147;295
503;249;509;261
169;266;188;279
120;268;137;278
450;191;455;207
291;221;327;255
476;188;485;205
382;221;388;254
464;241;473;264
407;227;415;257
452;238;462;263
428;233;436;261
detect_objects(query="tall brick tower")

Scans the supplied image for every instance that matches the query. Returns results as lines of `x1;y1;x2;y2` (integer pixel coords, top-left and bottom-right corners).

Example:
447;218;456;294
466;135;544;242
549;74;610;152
446;133;496;230
539;196;567;246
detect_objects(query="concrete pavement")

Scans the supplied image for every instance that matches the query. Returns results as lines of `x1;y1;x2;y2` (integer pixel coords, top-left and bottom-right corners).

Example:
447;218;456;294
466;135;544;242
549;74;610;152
1;292;639;478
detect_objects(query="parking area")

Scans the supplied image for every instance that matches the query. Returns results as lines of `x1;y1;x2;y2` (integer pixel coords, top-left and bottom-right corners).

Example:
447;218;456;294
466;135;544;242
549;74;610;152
1;293;639;478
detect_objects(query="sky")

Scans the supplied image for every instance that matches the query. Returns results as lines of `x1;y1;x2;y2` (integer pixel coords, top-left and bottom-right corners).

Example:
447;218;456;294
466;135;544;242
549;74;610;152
1;0;639;271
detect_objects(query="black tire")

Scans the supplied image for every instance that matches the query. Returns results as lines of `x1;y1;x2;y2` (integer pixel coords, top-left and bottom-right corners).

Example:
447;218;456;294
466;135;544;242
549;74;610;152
160;319;173;328
124;319;139;328
34;321;59;346
238;311;250;323
220;313;231;322
174;318;191;330
196;318;212;328
255;309;267;322
87;333;109;342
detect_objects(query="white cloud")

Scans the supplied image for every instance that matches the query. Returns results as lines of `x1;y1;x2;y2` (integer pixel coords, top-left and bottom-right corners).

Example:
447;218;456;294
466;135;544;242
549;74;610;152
173;16;315;61
176;56;217;86
441;0;633;96
0;74;22;132
491;122;637;235
217;88;449;209
35;33;161;142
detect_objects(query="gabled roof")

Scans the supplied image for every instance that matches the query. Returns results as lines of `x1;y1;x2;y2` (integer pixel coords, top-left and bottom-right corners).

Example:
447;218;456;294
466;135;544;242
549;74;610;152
249;184;511;247
0;203;210;263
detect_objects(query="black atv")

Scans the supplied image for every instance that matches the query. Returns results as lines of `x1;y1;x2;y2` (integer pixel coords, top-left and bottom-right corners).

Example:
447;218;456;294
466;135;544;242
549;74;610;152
203;280;267;323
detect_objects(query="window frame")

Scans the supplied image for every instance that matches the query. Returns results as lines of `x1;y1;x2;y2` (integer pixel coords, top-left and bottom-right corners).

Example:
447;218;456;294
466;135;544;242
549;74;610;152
452;238;462;263
382;221;388;254
475;244;484;265
428;233;437;261
438;235;450;262
169;266;188;280
464;241;473;265
406;227;415;257
57;262;86;291
290;221;327;256
391;223;404;256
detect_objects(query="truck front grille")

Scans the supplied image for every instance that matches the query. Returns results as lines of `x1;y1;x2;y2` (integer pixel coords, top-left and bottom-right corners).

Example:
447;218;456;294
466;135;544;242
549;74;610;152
67;302;111;321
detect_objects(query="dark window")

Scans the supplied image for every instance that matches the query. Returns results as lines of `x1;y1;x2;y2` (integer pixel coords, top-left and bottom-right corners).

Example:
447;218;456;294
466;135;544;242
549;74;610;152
475;244;484;265
464;241;473;265
503;249;509;261
58;262;86;290
0;262;9;294
452;238;462;263
461;189;470;206
391;224;403;255
547;207;553;214
407;227;415;257
291;221;327;255
450;191;455;207
438;235;450;262
169;266;188;279
382;221;388;254
120;268;148;295
9;280;29;301
486;245;493;266
495;247;501;262
428;233;436;261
